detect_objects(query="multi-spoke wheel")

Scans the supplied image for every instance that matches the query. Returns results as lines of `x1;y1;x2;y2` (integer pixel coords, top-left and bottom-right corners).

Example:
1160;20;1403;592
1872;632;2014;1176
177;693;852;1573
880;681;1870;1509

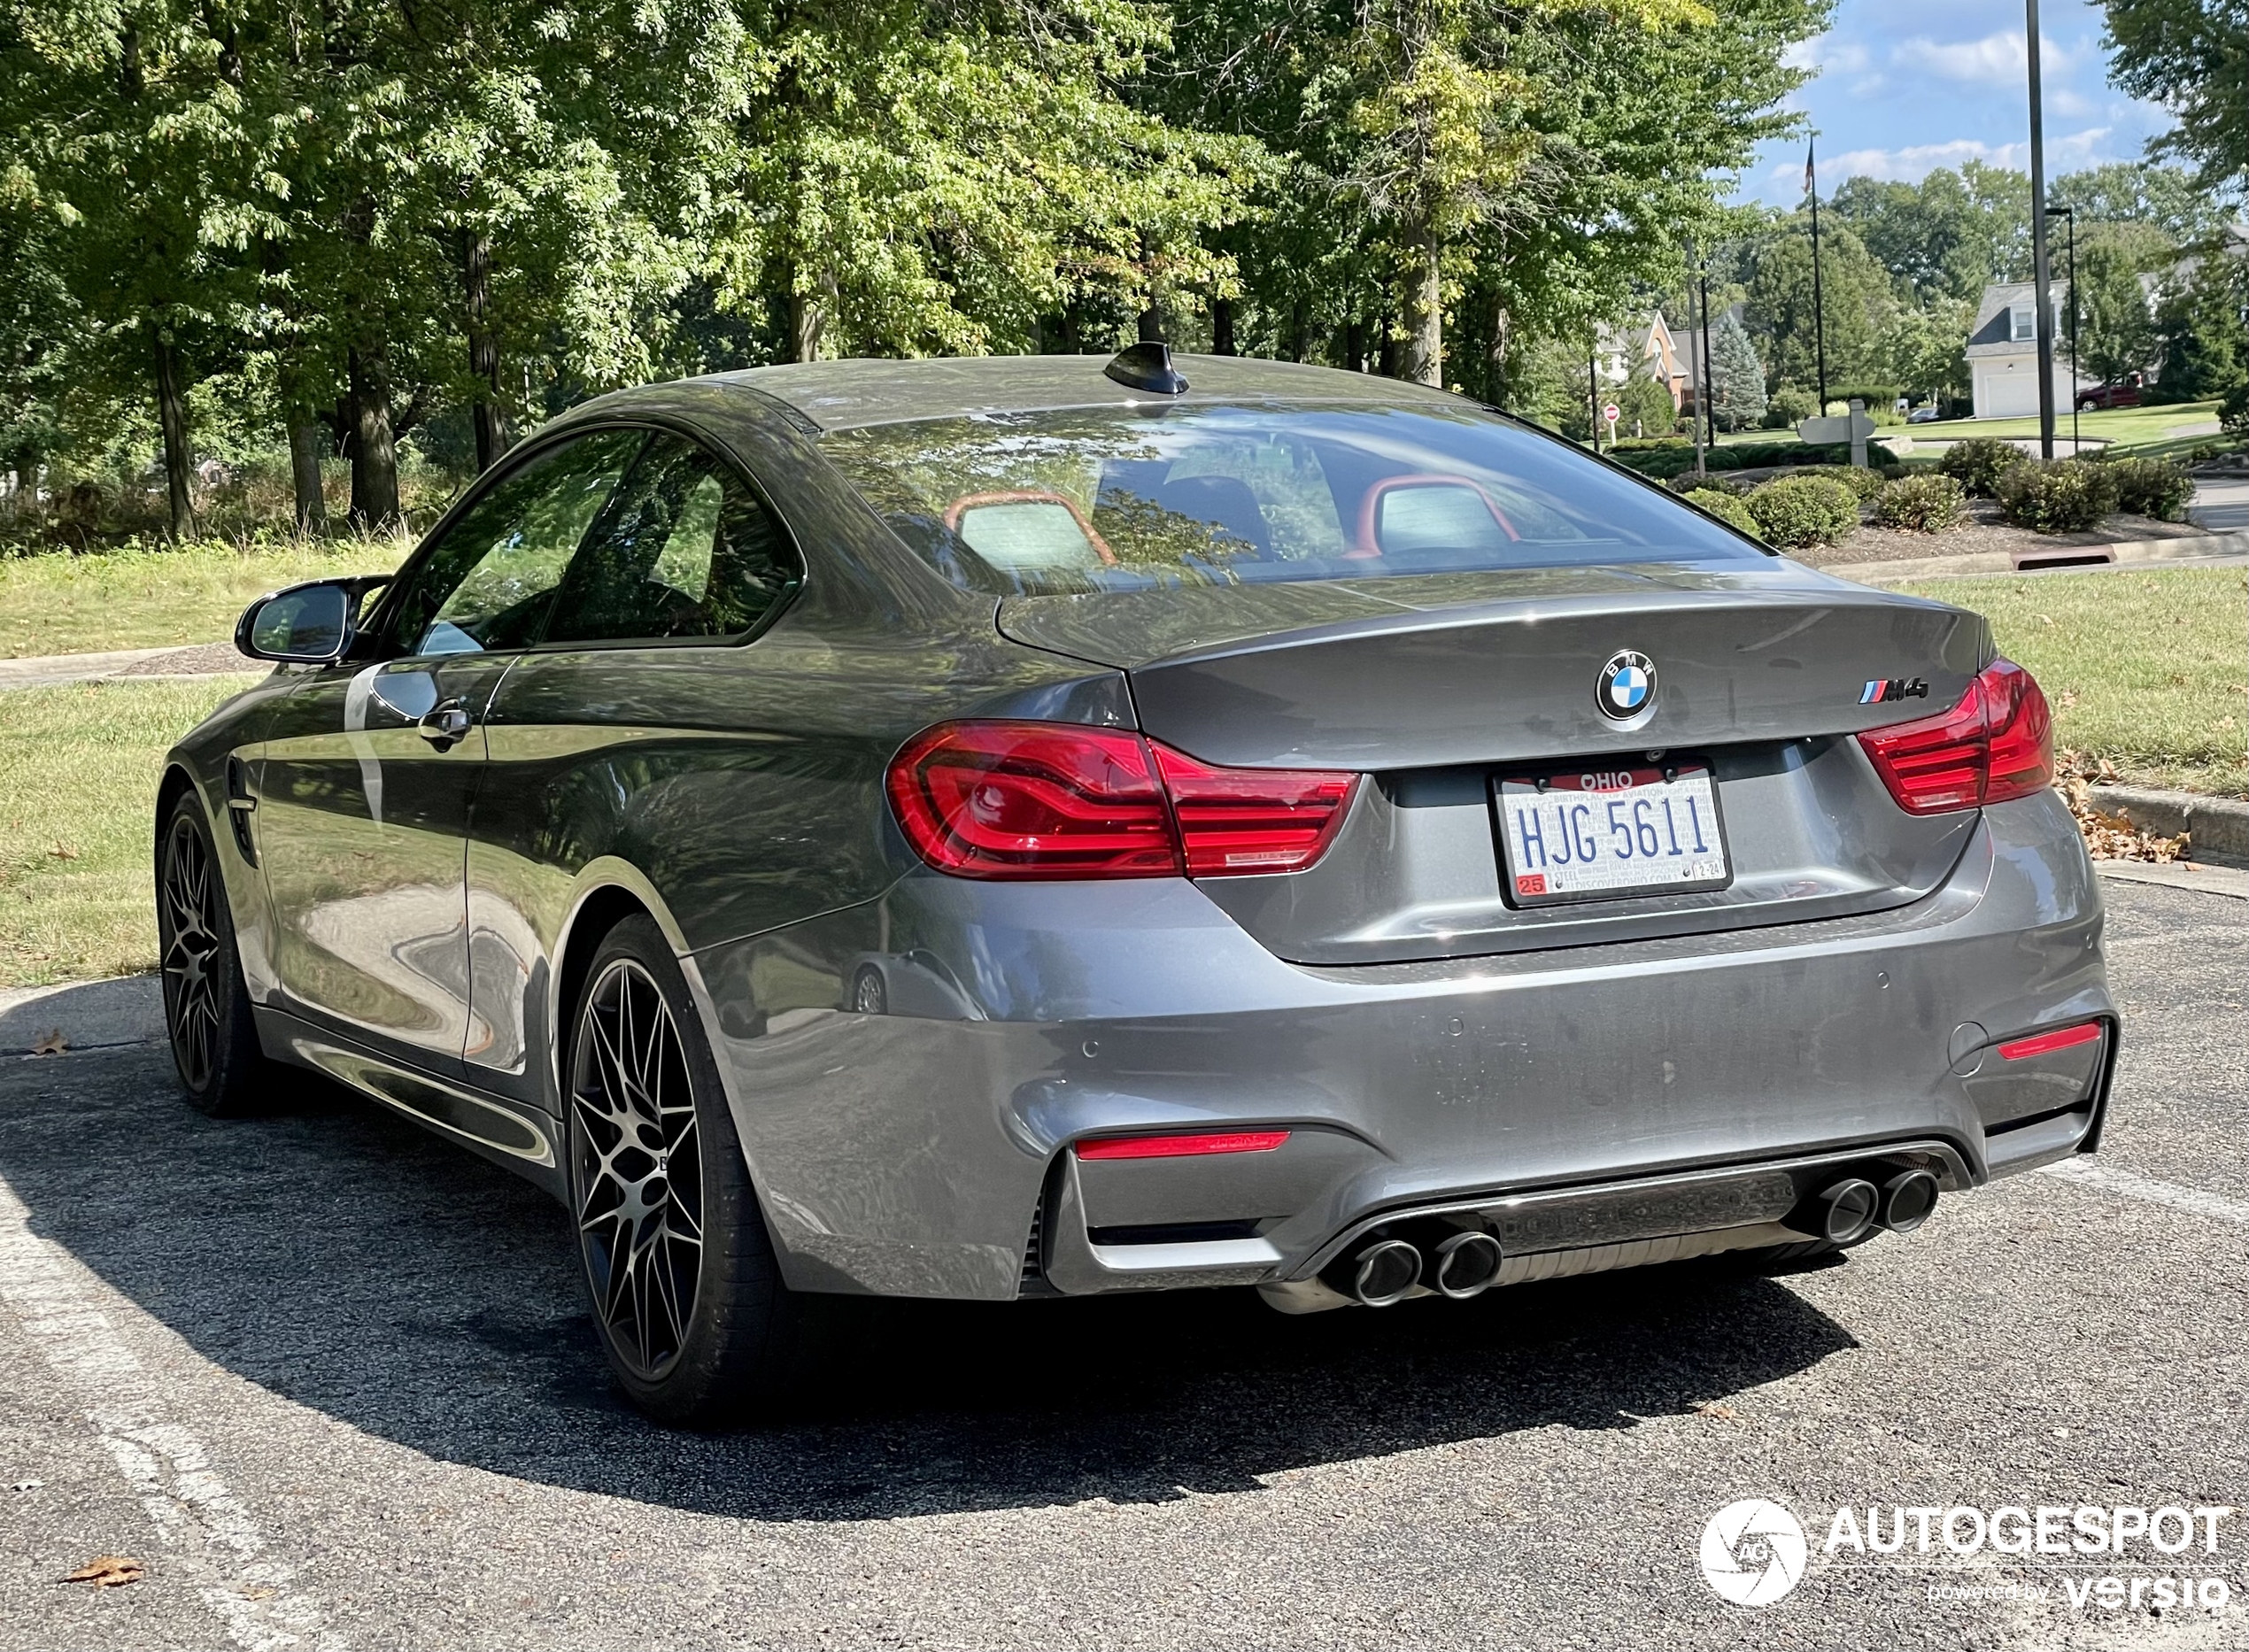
156;791;264;1115
564;915;808;1424
572;957;707;1381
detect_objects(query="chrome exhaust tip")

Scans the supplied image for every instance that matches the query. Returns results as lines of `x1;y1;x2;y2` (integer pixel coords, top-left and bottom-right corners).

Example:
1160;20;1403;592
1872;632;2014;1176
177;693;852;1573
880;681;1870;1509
1431;1231;1503;1299
1878;1168;1940;1233
1344;1238;1423;1307
1812;1177;1881;1246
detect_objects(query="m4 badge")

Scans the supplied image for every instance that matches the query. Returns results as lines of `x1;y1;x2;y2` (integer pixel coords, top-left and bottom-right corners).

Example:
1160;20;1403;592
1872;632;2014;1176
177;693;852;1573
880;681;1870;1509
1859;676;1930;705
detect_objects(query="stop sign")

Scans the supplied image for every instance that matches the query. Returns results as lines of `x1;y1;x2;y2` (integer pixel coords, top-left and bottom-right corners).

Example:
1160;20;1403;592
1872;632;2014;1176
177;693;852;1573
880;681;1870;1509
1603;402;1620;423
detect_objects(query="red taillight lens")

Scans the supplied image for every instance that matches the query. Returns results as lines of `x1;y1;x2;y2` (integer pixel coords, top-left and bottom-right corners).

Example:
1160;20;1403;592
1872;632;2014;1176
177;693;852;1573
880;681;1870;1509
1857;657;2054;814
885;722;1182;879
1076;1130;1291;1160
1998;1021;2103;1061
1150;741;1359;876
886;722;1358;881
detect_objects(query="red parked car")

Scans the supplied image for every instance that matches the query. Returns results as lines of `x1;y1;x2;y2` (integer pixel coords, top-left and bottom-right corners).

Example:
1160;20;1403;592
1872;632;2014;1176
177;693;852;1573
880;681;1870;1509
2075;374;2144;411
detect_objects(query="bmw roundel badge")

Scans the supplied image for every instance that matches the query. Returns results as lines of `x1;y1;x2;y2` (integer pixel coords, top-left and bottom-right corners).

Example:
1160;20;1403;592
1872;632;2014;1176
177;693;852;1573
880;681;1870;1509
1596;650;1658;721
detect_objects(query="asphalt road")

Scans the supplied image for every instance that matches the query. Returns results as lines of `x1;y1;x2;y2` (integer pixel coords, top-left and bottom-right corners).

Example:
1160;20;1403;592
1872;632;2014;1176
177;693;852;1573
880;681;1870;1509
1;876;2242;1651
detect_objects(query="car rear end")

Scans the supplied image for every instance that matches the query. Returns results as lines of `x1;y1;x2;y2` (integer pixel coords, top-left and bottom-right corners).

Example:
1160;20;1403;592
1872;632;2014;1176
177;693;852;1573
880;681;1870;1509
772;361;2114;1308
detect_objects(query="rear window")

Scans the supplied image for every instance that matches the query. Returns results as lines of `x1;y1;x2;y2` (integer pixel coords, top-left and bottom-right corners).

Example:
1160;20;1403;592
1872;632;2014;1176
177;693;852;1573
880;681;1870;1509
819;403;1764;597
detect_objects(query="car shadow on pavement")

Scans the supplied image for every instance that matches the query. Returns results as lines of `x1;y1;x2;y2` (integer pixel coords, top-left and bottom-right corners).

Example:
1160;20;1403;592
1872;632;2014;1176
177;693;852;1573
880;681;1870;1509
1;1046;1859;1523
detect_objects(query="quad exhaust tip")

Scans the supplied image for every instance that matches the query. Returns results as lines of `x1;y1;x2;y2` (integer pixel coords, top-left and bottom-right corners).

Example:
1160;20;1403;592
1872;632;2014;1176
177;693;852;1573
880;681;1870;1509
1880;1168;1941;1233
1433;1231;1504;1299
1347;1239;1423;1307
1809;1167;1944;1245
1336;1230;1505;1306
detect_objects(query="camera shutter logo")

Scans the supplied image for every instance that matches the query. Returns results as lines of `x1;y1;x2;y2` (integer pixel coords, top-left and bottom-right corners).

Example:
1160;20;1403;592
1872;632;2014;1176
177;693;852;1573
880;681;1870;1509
1596;650;1658;722
1700;1499;1809;1607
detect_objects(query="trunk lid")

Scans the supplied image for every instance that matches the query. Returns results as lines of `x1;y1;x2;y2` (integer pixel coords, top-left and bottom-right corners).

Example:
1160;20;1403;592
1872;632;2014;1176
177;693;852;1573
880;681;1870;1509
999;562;1993;965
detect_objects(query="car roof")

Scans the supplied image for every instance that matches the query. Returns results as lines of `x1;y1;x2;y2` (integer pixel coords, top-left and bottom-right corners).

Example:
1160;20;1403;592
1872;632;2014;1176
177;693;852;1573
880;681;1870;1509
702;353;1464;432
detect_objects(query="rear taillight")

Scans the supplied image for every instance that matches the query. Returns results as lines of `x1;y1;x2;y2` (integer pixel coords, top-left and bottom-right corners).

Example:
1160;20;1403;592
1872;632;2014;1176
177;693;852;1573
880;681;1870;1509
1151;742;1359;876
1857;658;2053;814
886;721;1358;881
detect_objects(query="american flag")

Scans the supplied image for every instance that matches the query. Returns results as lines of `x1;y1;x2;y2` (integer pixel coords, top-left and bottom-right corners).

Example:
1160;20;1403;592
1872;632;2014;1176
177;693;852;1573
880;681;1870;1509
1804;141;1816;197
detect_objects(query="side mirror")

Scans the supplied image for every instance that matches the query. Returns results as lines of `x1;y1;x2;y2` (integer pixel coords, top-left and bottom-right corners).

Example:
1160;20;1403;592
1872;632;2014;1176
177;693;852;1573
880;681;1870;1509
236;577;386;665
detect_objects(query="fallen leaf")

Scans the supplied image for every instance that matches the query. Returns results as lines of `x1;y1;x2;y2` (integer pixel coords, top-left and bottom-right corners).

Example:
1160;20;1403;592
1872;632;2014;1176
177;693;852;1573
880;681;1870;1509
234;1583;276;1601
29;1029;66;1056
1692;1401;1740;1421
47;842;78;861
60;1556;143;1588
2057;688;2080;709
12;1478;42;1493
2056;754;2189;864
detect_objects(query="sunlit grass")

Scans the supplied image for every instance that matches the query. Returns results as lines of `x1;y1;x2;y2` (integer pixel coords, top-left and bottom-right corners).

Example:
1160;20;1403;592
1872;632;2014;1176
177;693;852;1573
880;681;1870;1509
0;675;263;987
1898;567;2248;797
0;536;408;660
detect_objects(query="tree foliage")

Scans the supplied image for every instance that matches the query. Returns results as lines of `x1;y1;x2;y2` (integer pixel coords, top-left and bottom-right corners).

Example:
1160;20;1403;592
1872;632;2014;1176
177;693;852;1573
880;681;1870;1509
1706;308;1766;430
2102;0;2249;190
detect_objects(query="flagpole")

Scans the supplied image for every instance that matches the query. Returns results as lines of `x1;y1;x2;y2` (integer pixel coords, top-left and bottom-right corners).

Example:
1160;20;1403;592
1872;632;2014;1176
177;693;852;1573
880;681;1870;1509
2027;0;2057;459
1700;264;1718;464
1807;139;1828;413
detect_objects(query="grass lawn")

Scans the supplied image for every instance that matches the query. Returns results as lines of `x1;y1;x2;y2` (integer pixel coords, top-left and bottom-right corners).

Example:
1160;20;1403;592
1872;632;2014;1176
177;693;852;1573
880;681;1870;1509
0;536;409;660
0;675;262;988
1897;567;2248;798
1712;400;2230;460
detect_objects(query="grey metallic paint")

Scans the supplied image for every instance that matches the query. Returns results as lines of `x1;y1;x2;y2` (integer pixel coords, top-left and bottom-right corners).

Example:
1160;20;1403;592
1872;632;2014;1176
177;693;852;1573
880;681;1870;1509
160;355;2115;1314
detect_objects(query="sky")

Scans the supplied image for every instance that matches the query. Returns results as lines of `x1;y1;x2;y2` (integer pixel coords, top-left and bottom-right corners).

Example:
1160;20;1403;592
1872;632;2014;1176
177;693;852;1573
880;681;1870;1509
1741;0;2176;205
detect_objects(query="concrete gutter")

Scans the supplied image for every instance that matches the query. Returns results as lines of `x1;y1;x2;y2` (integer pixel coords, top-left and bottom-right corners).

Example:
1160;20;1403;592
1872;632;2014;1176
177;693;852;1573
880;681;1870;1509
2087;784;2249;868
1836;529;2249;586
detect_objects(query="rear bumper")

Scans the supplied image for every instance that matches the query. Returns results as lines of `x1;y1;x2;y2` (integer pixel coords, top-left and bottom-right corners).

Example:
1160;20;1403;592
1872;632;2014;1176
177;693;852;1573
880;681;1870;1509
691;791;2113;1301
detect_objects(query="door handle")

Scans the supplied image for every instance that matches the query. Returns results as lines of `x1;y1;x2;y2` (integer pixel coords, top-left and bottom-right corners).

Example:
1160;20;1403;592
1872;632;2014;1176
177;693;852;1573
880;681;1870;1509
416;700;475;750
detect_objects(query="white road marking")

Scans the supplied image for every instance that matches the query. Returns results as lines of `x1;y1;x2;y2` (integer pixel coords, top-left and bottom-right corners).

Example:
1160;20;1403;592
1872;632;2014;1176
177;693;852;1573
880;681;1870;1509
0;1176;342;1650
2036;1156;2249;1225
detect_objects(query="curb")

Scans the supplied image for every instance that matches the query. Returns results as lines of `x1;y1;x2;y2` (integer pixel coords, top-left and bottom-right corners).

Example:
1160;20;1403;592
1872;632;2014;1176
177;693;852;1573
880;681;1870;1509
1834;529;2249;586
2095;859;2249;900
2087;784;2249;868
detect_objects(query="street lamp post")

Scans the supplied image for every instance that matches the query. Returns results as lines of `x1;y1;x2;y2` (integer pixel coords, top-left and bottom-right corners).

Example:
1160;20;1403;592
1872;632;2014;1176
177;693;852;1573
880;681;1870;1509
2052;204;2079;452
2027;0;2057;459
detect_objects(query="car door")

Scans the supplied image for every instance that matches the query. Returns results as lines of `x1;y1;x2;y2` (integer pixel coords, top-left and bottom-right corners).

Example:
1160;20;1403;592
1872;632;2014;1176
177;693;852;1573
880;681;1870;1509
255;428;645;1069
460;427;806;1107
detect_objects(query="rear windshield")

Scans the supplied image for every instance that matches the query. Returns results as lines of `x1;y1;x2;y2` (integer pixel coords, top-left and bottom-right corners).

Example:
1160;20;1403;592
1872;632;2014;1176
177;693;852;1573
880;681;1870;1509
819;403;1764;596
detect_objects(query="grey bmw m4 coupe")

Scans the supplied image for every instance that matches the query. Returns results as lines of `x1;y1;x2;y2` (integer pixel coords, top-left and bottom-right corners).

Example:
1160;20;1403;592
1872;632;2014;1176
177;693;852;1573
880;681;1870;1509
158;345;2115;1422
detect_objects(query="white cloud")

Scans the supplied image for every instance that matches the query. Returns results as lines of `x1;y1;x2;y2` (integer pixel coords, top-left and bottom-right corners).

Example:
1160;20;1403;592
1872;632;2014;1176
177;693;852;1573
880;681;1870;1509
1772;127;2117;187
1784;35;1873;74
1892;31;2075;86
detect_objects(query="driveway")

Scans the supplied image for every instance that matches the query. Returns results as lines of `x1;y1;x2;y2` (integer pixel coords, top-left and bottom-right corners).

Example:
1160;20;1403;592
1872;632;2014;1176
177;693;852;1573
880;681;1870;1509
2190;476;2249;533
1;876;2242;1650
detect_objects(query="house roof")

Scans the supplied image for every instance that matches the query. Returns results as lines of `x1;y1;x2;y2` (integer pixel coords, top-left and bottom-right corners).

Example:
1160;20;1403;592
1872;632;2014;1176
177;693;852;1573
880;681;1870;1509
1967;280;2070;359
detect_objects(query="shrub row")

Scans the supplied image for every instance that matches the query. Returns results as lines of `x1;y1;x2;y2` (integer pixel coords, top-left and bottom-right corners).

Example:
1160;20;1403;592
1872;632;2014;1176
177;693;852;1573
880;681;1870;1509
1871;474;1966;533
1743;475;1860;549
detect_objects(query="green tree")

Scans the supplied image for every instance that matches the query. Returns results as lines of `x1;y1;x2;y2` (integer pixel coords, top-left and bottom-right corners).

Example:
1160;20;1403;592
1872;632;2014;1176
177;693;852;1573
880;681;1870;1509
1872;297;1971;405
2070;234;2161;389
1828;161;2032;301
1706;307;1765;430
2152;251;2249;400
1743;217;1890;392
2102;0;2249;189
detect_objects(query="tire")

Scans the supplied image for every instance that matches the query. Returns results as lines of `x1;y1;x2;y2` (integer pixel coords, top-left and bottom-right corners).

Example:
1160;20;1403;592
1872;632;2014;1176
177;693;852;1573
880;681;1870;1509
564;915;809;1425
156;791;266;1116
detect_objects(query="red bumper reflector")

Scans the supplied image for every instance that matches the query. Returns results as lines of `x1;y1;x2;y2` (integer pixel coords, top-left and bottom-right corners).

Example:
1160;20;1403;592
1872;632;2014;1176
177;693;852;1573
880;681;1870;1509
1075;1130;1291;1161
1998;1022;2104;1061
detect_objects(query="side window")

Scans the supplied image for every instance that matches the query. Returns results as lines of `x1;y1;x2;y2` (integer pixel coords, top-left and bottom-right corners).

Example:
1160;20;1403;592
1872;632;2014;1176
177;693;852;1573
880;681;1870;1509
542;432;800;645
384;430;645;656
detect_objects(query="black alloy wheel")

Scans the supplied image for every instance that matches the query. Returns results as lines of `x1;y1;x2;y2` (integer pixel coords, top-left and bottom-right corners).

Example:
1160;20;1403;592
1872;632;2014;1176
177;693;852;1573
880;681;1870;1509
156;791;264;1115
564;915;810;1423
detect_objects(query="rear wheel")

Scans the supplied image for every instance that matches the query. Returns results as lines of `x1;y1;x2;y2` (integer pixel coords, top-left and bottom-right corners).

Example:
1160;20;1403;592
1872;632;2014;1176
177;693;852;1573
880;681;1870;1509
157;791;265;1116
565;915;808;1425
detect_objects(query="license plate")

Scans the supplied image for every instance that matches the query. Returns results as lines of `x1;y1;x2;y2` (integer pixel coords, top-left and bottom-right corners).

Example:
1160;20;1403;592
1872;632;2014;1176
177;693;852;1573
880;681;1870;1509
1495;763;1731;905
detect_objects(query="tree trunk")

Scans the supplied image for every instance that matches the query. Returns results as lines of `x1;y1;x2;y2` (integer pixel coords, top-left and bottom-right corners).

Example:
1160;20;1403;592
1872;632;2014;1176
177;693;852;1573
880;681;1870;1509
1377;313;1398;378
345;344;402;531
1402;224;1442;387
1345;317;1367;372
1485;294;1510;405
152;324;196;540
462;229;512;471
1211;298;1235;356
1287;298;1310;363
1137;303;1163;344
787;288;825;362
289;420;328;535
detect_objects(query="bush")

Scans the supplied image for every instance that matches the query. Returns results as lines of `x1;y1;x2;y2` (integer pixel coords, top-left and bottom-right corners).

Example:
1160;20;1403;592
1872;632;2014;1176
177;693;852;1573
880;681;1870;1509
1995;459;2121;534
1744;475;1861;548
1667;472;1742;495
2220;379;2249;436
2100;457;2193;521
1681;488;1761;536
1828;382;1901;412
1872;474;1967;533
1764;387;1818;428
1793;464;1887;502
1938;436;2025;498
